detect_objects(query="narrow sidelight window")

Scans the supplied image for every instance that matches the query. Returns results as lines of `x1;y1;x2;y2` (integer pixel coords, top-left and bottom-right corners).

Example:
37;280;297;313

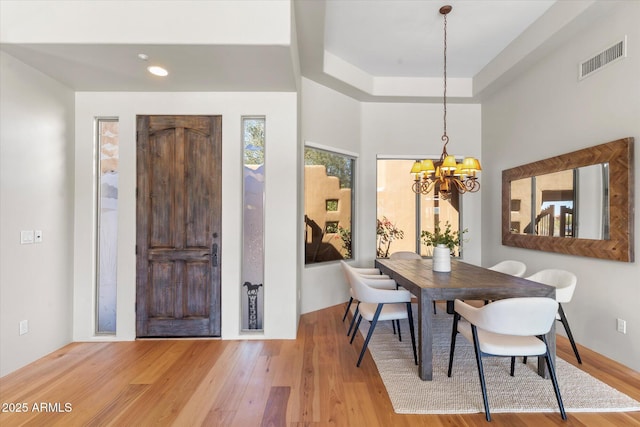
242;117;265;331
96;118;119;334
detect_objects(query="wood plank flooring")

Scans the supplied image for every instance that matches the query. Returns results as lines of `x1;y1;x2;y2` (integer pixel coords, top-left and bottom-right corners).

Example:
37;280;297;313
1;304;639;426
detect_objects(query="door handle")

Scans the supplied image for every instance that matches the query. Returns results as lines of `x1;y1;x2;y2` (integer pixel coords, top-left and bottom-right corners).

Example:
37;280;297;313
211;243;218;267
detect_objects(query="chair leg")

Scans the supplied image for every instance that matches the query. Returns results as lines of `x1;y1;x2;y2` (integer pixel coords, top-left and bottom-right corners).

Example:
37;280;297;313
543;336;567;420
558;303;582;364
350;314;363;344
510;356;515;376
396;319;402;342
406;302;418;365
347;303;360;336
433;300;436;314
471;325;491;422
392;285;399;335
447;312;460;377
357;304;384;367
342;297;353;322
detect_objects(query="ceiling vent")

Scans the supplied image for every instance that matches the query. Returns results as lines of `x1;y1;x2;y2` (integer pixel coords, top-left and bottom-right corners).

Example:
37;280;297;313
579;37;627;80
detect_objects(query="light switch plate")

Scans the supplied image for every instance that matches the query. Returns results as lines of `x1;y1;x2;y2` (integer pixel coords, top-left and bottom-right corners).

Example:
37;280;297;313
34;230;43;243
20;230;34;244
19;320;28;335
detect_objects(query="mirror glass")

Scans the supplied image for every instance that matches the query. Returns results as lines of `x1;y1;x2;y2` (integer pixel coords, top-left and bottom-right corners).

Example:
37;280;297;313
510;164;610;239
502;137;633;262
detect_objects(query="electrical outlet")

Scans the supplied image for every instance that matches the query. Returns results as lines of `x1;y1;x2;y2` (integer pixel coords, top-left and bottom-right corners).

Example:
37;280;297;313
34;230;43;243
19;320;29;335
616;318;627;334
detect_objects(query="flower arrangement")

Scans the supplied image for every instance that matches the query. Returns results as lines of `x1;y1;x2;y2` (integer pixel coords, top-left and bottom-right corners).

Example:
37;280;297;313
376;216;405;258
420;221;467;253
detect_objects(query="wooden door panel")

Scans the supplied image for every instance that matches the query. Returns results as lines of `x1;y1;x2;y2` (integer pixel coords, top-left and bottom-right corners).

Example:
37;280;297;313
137;115;221;337
185;262;210;316
150;131;176;248
185;131;214;247
149;262;176;318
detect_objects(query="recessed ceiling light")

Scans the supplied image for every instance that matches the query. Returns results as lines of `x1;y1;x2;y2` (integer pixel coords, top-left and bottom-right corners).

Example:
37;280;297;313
147;65;169;77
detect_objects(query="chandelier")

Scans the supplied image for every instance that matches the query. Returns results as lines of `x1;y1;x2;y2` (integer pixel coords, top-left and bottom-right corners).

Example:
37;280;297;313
411;5;481;199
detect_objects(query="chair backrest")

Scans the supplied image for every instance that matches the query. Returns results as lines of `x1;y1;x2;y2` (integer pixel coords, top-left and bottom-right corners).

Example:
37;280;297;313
340;261;365;289
339;260;351;281
344;265;410;304
526;269;577;303
389;251;422;260
466;297;559;336
488;260;527;277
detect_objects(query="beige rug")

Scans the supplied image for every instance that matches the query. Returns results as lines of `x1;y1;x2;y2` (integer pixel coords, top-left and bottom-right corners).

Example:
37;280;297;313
357;309;640;414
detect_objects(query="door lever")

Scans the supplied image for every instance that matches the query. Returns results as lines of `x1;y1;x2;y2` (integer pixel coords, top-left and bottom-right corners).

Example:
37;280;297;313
211;242;218;267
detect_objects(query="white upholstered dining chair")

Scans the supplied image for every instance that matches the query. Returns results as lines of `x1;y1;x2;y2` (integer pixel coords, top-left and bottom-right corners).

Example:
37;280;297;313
471;260;527;306
447;297;566;422
488;260;527;277
339;261;395;336
389;251;422;260
344;263;417;368
525;269;581;364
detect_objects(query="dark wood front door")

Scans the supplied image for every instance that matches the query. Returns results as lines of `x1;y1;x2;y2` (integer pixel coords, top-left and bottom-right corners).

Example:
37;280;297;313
136;115;221;337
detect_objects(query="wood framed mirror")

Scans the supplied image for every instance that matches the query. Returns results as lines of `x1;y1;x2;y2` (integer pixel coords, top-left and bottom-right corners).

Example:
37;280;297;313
502;137;634;262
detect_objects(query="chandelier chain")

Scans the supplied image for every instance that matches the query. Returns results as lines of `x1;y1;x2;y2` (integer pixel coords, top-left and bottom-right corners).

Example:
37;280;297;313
442;10;448;154
409;5;481;198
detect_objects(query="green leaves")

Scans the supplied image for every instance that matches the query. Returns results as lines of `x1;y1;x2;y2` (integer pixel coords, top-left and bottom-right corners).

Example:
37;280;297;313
420;221;467;252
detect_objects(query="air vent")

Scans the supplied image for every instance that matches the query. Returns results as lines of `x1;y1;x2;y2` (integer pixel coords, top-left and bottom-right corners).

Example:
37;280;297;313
579;37;627;80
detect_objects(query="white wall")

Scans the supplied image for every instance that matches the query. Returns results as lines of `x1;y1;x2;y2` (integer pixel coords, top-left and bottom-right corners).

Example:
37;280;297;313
300;77;483;314
74;92;298;341
481;1;640;370
0;52;75;376
300;78;362;314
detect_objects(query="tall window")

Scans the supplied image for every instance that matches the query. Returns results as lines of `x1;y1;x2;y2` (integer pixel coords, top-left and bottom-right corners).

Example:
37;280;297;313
242;117;265;331
377;159;461;258
304;145;355;264
96;118;119;334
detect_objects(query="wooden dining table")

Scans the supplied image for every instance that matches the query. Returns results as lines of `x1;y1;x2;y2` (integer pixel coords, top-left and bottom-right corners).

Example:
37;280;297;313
375;258;556;381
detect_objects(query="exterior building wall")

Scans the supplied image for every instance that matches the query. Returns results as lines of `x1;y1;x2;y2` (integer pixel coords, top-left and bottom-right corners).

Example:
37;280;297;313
304;165;351;261
510;170;573;235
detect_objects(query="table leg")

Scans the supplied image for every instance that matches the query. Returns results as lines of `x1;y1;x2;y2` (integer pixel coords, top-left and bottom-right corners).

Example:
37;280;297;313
418;289;433;380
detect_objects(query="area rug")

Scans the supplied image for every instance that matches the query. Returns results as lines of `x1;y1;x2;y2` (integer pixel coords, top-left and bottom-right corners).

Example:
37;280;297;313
357;309;640;414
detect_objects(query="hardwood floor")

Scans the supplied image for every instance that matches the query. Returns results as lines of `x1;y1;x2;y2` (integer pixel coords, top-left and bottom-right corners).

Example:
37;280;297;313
1;304;639;426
